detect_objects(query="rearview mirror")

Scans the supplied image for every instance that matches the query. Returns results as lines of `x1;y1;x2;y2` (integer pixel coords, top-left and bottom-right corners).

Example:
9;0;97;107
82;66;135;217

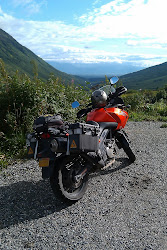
72;101;80;108
110;76;119;85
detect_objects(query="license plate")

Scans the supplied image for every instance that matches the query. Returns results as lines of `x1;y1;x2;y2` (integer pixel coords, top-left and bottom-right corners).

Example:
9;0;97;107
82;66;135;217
39;158;50;167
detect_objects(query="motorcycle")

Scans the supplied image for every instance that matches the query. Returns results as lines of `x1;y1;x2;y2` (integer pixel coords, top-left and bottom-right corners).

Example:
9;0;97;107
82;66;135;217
26;76;135;201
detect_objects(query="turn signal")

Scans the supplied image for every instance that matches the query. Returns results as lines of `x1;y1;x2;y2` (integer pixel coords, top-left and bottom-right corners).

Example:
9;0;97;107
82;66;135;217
40;133;51;139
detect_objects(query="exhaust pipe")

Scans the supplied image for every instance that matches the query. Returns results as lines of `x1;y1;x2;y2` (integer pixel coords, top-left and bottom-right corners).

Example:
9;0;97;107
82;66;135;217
50;138;67;153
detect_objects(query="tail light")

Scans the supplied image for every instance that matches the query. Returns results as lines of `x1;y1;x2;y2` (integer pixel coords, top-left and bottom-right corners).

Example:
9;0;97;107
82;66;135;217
40;133;51;139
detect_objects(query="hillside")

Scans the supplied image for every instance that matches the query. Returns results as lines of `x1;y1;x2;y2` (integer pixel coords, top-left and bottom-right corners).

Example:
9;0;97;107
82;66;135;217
120;62;167;90
1;28;167;90
0;28;83;84
77;62;167;90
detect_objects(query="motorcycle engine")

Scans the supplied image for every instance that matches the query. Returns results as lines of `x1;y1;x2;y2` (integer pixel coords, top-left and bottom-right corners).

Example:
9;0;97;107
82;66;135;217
105;139;115;159
88;129;115;169
98;130;115;165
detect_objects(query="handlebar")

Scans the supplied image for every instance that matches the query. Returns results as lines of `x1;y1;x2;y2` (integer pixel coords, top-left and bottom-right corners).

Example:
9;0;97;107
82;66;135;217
106;103;131;109
116;104;131;109
77;107;92;118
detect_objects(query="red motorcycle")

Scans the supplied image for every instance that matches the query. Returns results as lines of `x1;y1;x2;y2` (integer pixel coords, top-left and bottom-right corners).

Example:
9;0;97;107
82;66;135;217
27;77;135;201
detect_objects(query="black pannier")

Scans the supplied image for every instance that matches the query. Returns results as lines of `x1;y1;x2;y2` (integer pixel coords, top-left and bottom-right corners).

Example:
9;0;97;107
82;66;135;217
68;123;100;153
33;114;64;133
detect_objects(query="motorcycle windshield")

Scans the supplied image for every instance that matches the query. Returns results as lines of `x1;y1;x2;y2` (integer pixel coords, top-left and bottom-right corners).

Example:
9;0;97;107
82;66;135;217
99;85;116;95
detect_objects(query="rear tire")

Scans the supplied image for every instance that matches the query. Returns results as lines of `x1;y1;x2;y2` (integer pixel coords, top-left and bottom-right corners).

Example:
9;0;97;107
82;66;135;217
50;156;89;201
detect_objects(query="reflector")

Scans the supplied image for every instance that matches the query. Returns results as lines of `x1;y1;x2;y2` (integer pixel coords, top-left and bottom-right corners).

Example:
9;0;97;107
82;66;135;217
39;158;50;167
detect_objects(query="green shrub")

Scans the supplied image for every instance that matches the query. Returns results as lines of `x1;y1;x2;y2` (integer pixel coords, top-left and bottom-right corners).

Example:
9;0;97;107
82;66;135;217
160;123;167;128
0;158;8;171
0;60;167;161
123;88;167;121
0;61;90;158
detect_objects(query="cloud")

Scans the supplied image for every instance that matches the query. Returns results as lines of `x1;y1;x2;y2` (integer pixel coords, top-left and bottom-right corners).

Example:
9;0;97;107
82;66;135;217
127;40;139;46
12;0;47;15
0;0;167;68
12;0;34;6
127;38;167;50
80;0;167;41
0;6;6;15
44;44;167;68
93;0;102;5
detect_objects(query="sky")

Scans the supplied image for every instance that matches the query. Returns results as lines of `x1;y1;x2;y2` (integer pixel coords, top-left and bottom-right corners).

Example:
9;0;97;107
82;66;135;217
0;0;167;72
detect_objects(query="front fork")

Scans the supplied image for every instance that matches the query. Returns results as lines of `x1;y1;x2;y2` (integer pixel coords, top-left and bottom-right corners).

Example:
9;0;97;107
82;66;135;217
114;130;130;149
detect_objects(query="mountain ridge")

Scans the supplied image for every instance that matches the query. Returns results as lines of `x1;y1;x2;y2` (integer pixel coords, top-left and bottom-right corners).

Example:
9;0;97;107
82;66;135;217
0;28;84;84
120;61;167;89
47;61;144;77
1;28;167;89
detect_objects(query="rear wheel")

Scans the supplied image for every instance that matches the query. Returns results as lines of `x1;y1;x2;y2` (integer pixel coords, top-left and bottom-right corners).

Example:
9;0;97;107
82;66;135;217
50;156;89;201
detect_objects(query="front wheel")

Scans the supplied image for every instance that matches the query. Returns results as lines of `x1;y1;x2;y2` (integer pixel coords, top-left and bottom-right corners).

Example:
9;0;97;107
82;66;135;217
122;144;136;163
50;156;89;201
115;131;136;163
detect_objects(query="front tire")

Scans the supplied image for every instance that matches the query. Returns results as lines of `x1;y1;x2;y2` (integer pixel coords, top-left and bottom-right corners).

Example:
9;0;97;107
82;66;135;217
115;131;136;163
122;143;136;163
50;156;89;201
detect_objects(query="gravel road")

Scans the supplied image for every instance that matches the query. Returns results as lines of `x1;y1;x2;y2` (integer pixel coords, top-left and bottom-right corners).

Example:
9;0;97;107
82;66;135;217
0;122;167;250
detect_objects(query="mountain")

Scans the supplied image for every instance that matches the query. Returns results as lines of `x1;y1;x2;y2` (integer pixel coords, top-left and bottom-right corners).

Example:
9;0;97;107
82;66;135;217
47;61;144;77
120;62;167;90
0;29;83;84
1;28;166;90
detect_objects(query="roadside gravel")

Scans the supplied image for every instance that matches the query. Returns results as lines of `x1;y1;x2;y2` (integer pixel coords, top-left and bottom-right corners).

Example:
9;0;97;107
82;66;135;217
0;122;167;250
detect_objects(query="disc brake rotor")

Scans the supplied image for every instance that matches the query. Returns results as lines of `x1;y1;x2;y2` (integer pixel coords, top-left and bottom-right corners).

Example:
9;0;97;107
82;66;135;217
62;162;83;191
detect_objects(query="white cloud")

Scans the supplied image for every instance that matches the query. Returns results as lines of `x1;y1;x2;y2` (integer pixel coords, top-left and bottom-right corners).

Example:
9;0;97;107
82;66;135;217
80;0;167;41
93;0;102;5
127;40;139;46
12;0;34;6
12;0;47;14
0;6;3;14
0;0;167;68
127;38;167;50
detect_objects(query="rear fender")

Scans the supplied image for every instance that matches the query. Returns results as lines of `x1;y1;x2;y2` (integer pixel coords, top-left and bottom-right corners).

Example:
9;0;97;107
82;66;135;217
41;154;66;179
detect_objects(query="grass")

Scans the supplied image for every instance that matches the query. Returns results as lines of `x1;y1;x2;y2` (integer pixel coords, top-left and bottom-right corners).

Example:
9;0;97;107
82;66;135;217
0;154;9;171
160;123;167;128
129;111;167;122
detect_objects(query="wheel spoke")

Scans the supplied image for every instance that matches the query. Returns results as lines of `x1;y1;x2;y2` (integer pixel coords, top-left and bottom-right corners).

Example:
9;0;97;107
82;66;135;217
50;156;89;201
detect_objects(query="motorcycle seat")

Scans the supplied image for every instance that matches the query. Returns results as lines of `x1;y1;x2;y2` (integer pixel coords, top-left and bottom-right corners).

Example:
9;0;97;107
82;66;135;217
98;122;118;130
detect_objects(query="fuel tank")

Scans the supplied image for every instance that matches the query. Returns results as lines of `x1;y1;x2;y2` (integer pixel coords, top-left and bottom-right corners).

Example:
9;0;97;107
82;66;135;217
86;107;129;130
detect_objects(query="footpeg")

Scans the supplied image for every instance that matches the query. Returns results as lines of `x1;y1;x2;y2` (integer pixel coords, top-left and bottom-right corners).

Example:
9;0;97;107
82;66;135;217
101;158;115;170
